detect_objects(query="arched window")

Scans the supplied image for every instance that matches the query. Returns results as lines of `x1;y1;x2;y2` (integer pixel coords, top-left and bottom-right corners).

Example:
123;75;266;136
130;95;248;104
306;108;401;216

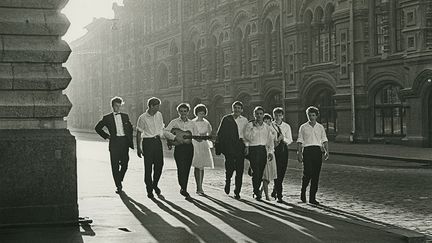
218;33;224;79
209;35;218;80
157;63;169;89
170;42;179;85
313;89;337;134
302;10;313;65
234;28;243;77
245;25;251;75
264;19;273;72
374;84;406;135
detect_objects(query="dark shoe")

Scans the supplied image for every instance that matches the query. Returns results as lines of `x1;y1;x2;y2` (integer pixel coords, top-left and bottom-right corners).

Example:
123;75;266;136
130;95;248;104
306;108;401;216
253;192;262;201
154;187;161;195
271;191;277;199
234;194;241;200
224;182;230;195
147;192;154;199
277;198;284;203
300;193;306;203
309;200;320;205
180;189;191;199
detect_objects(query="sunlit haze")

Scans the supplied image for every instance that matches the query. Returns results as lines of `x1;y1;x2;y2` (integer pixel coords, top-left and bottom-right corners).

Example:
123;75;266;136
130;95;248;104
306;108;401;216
62;0;123;43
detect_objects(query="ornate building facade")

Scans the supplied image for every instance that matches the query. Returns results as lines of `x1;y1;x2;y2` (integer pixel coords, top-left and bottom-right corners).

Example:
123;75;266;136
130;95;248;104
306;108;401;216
66;0;432;147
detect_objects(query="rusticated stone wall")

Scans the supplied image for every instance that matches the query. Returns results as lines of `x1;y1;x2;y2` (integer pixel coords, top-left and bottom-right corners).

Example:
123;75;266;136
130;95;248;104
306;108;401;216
0;0;78;225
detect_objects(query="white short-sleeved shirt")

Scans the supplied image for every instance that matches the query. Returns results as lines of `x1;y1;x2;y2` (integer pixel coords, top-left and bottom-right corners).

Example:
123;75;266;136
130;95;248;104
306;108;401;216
164;117;197;141
136;111;164;138
244;122;274;152
297;122;328;147
272;121;293;145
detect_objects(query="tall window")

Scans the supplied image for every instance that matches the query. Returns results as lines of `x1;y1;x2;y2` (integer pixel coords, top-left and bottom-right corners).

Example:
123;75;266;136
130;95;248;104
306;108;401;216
264;20;273;71
313;90;337;134
375;2;390;54
374;84;406;135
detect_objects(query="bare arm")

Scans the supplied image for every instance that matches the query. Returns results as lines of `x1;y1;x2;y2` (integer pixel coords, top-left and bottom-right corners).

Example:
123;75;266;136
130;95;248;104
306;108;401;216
323;141;329;160
136;130;142;158
297;142;303;163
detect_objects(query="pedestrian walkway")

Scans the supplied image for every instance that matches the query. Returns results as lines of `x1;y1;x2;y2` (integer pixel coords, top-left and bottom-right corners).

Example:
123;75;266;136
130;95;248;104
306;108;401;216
0;138;427;243
289;141;432;164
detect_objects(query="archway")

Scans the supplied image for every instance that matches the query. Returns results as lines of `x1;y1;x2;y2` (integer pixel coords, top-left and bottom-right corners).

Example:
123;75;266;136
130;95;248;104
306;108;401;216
210;96;225;130
305;85;337;139
264;90;283;113
156;63;169;89
237;93;253;120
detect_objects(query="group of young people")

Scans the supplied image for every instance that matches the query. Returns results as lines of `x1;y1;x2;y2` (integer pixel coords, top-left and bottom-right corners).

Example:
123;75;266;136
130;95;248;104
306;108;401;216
95;96;329;205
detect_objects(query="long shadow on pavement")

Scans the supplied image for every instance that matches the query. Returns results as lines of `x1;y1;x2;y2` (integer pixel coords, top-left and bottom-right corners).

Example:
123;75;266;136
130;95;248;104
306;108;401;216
0;226;84;243
156;195;237;243
119;192;199;242
191;195;322;243
201;195;405;243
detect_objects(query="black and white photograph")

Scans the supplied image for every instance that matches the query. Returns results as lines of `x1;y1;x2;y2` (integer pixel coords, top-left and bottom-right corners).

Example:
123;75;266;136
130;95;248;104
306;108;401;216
0;0;431;242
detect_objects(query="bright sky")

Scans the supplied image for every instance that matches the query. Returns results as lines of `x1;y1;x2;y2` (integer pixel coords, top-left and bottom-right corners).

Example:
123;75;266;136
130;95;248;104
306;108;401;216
62;0;123;43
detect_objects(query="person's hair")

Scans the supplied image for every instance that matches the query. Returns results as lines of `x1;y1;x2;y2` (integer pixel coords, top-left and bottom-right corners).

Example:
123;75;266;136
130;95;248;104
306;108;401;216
111;96;124;107
263;113;272;121
177;103;190;112
194;104;207;116
253;106;265;114
147;97;161;107
232;101;244;109
306;106;320;116
273;107;284;116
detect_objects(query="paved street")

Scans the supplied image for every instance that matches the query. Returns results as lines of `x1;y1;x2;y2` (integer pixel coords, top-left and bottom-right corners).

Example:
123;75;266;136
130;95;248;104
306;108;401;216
206;155;432;236
72;132;432;237
71;132;430;238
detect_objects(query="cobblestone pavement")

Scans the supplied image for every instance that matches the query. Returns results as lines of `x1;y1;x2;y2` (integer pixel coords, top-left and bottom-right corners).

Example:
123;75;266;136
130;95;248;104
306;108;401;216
72;132;432;237
202;155;432;237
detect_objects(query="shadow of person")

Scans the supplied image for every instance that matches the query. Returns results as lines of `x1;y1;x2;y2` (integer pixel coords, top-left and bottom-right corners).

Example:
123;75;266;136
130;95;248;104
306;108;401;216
0;225;84;243
119;192;199;243
156;196;236;243
191;195;333;243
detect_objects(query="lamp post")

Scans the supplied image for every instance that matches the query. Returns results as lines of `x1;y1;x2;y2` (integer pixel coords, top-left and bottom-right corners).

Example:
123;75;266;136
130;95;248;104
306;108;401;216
349;0;356;142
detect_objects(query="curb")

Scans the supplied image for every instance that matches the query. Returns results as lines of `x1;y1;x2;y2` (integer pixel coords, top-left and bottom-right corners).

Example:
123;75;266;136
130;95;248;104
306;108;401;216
287;148;432;164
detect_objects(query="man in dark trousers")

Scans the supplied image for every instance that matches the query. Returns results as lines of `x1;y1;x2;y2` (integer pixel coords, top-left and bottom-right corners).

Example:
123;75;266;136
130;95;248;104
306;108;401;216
297;106;329;205
271;107;293;203
216;101;248;199
95;97;134;194
164;103;197;199
136;97;165;199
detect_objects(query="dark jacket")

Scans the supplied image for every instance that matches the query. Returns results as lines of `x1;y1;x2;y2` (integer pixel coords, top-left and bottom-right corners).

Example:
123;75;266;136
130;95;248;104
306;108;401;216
216;114;244;157
95;113;134;150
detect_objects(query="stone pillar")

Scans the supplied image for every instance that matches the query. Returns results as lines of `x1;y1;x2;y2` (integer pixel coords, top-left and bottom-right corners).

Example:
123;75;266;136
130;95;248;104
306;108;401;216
0;0;78;225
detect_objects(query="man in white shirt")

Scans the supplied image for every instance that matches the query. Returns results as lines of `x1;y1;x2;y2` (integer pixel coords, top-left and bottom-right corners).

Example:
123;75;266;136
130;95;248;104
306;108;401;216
164;103;197;199
95;97;134;194
136;97;165;199
216;101;249;199
244;106;274;200
297;106;329;205
270;107;293;203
